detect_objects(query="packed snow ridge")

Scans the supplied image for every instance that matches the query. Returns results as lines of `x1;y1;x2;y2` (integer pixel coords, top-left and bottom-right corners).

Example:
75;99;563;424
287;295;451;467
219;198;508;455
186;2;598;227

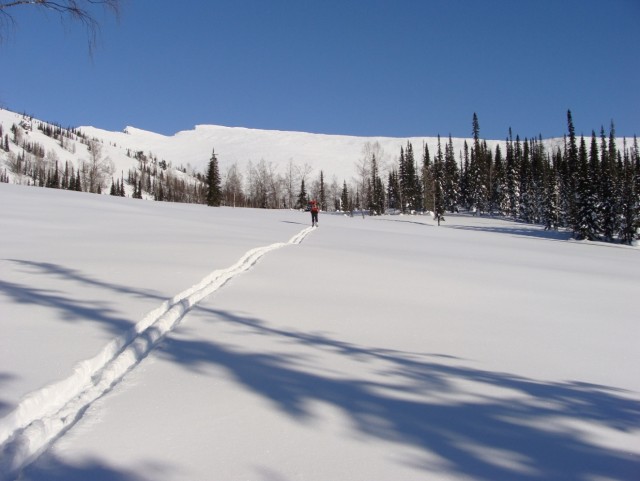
0;226;314;480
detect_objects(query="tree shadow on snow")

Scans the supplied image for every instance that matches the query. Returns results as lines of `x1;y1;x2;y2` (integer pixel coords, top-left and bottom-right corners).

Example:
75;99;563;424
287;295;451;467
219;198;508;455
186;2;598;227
1;260;166;336
280;220;309;226
21;454;174;481
5;259;165;302
444;223;573;242
156;307;640;481
0;279;138;337
0;372;18;418
374;217;434;227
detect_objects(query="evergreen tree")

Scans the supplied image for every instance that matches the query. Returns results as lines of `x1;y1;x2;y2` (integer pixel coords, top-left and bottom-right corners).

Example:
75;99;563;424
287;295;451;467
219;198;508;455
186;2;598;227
491;144;505;215
400;142;417;212
505;134;521;218
519;139;532;222
67;165;75;191
543;158;561;230
319;171;326;211
588;132;600;195
368;155;378;213
443;135;459;212
600;125;618;241
468;114;488;214
387;169;400;210
413;163;423;212
618;144;639;244
373;175;385;214
472;112;480;143
634;136;640;202
527;137;546;224
206;148;222;206
573;136;600;240
340;181;349;212
597;125;608;200
459;141;470;208
421;142;434;213
296;179;307;209
433;136;445;225
565;110;579;225
398;146;406;212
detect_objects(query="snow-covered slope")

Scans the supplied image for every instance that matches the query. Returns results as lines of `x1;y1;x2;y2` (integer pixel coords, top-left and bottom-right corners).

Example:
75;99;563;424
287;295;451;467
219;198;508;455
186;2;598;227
1;183;638;481
79;122;507;183
0;108;528;186
2;108;629;192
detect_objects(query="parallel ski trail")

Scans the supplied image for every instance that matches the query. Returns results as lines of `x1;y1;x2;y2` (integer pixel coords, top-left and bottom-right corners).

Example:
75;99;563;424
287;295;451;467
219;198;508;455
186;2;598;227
0;226;314;480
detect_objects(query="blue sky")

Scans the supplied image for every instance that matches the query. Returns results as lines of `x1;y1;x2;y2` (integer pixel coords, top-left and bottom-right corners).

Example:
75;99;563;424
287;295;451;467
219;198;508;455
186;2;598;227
1;0;638;139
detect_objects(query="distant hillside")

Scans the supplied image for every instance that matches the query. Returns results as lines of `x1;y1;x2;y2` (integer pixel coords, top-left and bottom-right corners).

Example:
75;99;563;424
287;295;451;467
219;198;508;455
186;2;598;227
0;107;634;212
78;122;511;185
1;107;518;190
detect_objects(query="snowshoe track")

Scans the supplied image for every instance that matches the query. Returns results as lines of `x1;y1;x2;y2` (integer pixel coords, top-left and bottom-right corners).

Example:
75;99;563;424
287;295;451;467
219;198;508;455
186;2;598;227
0;226;314;480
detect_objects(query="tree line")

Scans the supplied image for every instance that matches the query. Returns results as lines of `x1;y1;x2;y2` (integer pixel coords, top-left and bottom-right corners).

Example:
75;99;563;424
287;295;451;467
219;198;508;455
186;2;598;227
2;111;638;244
337;112;639;244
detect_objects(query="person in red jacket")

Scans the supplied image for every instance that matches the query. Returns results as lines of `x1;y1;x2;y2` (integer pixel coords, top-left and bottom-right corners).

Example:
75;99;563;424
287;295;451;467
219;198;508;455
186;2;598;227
310;200;319;227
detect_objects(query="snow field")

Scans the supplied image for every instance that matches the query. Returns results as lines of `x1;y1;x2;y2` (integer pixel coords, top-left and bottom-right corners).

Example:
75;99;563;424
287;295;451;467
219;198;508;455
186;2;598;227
0;225;313;479
1;183;639;480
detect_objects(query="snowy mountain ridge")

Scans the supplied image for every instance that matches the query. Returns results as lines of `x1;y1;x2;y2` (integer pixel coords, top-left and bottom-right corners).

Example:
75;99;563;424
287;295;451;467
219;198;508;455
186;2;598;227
3;107;637;207
0;107;573;190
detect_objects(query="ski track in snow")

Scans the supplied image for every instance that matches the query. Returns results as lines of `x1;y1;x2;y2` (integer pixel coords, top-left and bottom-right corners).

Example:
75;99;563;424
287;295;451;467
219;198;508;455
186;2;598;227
0;226;315;481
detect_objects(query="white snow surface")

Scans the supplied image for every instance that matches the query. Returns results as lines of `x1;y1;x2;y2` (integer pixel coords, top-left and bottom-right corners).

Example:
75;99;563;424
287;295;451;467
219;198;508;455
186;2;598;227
1;183;639;481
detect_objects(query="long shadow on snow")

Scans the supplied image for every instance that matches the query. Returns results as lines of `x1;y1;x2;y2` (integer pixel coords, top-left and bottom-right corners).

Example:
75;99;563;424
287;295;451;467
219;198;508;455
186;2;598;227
0;279;137;336
6;259;165;301
1;260;166;336
373;217;434;228
156;307;639;481
21;454;172;481
280;220;309;226
444;223;573;242
0;372;18;418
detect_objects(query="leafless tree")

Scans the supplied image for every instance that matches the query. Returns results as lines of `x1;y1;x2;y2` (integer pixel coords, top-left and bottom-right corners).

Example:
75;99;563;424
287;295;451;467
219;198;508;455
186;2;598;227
284;159;297;209
223;162;243;207
328;175;340;211
0;0;121;51
354;147;371;209
82;139;113;193
266;162;284;209
298;162;313;185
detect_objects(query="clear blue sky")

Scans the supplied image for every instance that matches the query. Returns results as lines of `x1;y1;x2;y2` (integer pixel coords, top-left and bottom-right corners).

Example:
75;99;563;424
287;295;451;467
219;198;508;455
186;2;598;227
1;0;638;140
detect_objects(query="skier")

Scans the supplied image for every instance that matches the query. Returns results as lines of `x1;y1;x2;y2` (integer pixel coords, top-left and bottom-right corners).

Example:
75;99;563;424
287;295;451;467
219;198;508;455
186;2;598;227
310;199;319;227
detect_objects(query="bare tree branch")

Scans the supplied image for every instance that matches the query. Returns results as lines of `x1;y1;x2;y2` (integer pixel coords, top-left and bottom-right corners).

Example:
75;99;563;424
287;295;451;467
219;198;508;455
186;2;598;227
0;0;121;52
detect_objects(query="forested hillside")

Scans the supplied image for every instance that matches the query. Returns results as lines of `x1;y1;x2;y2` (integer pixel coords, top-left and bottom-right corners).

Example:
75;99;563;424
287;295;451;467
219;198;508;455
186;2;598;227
1;108;638;244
